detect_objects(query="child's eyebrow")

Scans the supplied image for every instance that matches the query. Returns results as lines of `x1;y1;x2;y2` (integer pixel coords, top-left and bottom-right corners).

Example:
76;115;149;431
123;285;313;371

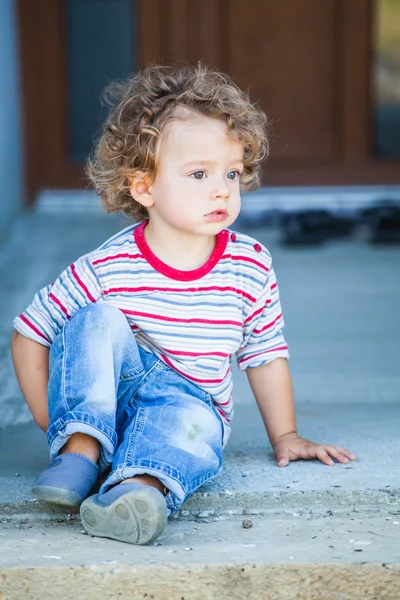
182;159;244;167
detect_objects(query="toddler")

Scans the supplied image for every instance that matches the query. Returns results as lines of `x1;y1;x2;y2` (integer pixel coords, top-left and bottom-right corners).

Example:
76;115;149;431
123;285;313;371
11;64;355;545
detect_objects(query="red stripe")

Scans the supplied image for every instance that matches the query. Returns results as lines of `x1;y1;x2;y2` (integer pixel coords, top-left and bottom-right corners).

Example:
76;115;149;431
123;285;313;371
49;293;70;319
253;313;282;334
238;345;289;364
216;396;232;407
221;254;269;272
271;283;277;290
244;306;263;325
216;406;231;422
164;348;230;358
243;299;273;325
104;285;256;303
121;309;241;327
160;353;230;385
92;253;142;266
19;315;50;342
71;264;96;302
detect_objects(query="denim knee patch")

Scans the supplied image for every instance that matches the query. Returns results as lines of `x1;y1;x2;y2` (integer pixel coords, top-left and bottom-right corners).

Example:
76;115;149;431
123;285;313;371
101;364;224;513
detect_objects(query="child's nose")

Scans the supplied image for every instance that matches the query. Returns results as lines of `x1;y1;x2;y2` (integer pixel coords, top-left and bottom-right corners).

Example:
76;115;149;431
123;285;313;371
212;180;230;199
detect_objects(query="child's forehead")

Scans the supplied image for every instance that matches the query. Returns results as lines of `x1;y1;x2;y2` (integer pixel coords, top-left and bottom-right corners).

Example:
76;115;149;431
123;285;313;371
160;110;244;159
164;109;227;136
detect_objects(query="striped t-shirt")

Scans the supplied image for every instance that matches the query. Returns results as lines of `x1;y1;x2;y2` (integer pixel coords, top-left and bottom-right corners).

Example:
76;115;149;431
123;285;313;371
14;221;289;429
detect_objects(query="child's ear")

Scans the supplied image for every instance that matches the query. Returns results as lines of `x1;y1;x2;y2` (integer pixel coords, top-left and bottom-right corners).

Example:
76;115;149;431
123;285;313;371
129;172;154;208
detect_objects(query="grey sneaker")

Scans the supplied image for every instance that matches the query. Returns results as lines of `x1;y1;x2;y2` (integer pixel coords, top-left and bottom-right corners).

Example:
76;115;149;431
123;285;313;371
32;453;99;508
80;482;168;545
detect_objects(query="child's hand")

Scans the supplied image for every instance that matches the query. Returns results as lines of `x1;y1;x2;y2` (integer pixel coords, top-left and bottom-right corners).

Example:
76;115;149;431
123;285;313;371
273;432;356;467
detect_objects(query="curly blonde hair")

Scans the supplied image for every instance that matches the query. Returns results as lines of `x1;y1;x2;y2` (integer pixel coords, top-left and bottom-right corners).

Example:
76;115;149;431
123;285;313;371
87;63;269;221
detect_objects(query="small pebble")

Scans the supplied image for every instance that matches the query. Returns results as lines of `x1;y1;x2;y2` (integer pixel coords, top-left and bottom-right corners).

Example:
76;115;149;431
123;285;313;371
154;542;162;546
184;547;193;551
194;518;210;524
242;519;253;529
197;510;213;518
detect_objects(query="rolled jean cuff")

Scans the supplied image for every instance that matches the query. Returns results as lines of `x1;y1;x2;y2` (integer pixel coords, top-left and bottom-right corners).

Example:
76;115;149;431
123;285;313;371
99;459;188;515
47;411;118;468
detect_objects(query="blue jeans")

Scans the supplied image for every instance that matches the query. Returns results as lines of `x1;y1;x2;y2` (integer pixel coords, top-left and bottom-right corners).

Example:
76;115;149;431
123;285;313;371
46;303;224;514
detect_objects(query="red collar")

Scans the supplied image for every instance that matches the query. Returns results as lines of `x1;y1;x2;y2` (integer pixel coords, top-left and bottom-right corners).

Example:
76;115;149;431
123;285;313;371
134;221;229;281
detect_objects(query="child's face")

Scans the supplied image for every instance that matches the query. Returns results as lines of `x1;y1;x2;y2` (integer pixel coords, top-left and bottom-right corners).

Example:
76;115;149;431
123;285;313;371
144;111;243;237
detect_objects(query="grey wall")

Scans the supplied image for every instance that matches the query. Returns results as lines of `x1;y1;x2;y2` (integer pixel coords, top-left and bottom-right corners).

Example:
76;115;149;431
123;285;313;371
0;0;23;244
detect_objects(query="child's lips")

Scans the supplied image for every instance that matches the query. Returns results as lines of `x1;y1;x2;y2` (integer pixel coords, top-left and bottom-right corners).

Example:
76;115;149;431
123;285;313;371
205;209;228;222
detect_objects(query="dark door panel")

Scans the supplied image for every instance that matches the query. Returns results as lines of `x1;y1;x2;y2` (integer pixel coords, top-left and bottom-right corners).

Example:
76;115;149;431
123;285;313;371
18;0;400;203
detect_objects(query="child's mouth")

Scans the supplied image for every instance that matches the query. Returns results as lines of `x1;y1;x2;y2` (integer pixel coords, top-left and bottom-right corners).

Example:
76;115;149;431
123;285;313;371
205;210;228;222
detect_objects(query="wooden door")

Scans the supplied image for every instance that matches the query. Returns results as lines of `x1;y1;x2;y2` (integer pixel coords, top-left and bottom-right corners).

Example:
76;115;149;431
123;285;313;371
141;0;400;186
18;0;400;203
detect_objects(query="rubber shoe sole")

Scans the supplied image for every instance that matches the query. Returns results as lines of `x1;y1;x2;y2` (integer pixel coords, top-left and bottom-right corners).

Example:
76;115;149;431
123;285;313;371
31;485;83;508
80;484;168;545
32;453;99;508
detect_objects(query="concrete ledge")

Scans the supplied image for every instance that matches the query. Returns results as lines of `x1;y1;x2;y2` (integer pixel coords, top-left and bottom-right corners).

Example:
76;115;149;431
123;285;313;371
1;213;399;595
0;487;399;522
1;507;400;598
1;563;400;600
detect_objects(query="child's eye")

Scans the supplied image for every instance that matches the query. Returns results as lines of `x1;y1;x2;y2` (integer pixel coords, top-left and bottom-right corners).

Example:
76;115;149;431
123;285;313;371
227;170;241;180
191;171;206;180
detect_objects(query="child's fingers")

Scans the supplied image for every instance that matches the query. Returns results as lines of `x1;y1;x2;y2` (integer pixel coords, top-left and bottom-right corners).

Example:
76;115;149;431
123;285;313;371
334;446;356;461
325;445;356;462
324;446;351;464
276;449;290;467
315;446;335;466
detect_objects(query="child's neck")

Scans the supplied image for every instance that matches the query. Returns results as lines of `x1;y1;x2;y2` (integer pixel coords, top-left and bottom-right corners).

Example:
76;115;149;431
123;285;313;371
143;222;216;271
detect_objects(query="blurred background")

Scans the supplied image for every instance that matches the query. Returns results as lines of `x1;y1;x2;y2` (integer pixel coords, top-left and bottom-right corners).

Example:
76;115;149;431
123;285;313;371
0;0;399;429
1;0;400;240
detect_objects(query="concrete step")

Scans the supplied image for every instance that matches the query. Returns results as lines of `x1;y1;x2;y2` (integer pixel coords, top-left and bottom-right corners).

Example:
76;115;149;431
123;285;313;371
1;403;400;599
1;403;400;513
1;510;400;599
1;213;399;598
